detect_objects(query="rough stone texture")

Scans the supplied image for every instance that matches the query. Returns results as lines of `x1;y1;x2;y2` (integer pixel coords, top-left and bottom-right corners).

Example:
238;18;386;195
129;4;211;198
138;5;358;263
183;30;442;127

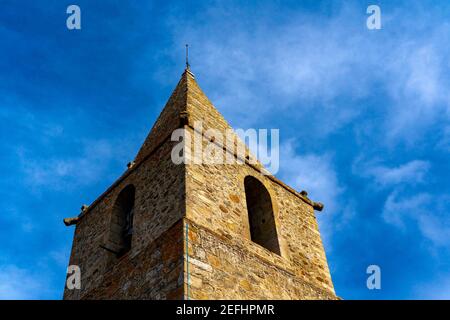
185;219;335;299
63;140;185;299
185;142;335;298
78;221;184;300
63;69;336;300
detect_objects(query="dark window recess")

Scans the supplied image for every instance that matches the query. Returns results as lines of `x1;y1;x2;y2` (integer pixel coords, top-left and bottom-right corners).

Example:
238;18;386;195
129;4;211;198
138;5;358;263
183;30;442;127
244;176;281;255
109;184;135;257
123;207;134;251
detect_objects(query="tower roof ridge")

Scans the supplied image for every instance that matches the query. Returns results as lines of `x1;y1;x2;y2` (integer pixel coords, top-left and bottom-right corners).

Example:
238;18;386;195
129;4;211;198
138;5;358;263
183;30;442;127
134;67;260;169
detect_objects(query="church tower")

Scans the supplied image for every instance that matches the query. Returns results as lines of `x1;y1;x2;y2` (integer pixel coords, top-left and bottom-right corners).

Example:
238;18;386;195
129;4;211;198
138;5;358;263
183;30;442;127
63;67;337;300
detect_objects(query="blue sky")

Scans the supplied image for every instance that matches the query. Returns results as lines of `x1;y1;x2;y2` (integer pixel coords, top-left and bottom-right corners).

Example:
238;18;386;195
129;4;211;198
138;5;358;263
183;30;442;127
1;0;449;299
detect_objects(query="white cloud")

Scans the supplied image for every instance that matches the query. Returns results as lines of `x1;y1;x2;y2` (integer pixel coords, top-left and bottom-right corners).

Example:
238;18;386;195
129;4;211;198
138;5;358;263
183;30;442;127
384;40;450;142
18;145;107;190
382;191;430;228
278;141;344;250
157;3;450;144
0;264;52;300
355;158;449;248
382;191;450;246
355;159;431;187
16;138;132;192
279;141;342;212
0;99;139;193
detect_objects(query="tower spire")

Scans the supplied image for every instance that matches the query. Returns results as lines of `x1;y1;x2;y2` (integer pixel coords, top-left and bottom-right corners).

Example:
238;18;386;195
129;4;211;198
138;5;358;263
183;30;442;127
185;44;190;70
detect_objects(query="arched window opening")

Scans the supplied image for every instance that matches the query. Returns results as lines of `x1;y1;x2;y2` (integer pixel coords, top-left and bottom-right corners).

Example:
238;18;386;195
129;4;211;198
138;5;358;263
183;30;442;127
110;184;135;257
244;176;281;255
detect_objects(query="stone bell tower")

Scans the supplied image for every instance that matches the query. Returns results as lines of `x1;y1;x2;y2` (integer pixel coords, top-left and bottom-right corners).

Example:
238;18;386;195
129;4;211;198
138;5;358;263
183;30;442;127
63;67;337;300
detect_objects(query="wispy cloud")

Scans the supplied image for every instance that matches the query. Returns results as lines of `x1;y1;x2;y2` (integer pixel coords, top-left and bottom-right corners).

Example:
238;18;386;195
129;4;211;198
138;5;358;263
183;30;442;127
0;264;54;300
161;2;450;144
278;141;344;250
17;139;117;191
279;141;342;212
0;102;136;192
355;159;431;187
383;191;450;246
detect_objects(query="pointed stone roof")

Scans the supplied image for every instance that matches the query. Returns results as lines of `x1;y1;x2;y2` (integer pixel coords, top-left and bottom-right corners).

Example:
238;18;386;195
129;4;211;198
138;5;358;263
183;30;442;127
73;68;323;223
134;69;190;163
134;68;260;169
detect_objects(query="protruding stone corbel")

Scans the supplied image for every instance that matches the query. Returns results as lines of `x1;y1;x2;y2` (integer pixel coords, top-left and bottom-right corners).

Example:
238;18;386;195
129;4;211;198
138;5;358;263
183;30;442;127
312;202;324;211
64;204;89;226
63;216;79;226
179;111;189;127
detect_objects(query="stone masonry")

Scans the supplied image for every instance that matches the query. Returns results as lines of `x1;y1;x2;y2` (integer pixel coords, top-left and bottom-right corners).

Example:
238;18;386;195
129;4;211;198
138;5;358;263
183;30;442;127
63;68;337;300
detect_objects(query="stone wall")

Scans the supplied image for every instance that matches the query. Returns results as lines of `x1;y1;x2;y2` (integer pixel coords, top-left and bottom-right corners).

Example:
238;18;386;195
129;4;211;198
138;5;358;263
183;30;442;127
184;127;335;298
64;140;185;299
184;219;335;299
81;220;184;299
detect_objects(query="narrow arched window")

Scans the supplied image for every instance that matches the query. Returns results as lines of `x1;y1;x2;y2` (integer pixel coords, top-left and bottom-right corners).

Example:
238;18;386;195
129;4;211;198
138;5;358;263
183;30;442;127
244;176;281;255
110;184;135;257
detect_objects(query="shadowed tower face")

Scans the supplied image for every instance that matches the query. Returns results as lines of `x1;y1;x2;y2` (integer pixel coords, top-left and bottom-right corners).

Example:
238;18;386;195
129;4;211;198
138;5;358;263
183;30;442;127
63;68;337;300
